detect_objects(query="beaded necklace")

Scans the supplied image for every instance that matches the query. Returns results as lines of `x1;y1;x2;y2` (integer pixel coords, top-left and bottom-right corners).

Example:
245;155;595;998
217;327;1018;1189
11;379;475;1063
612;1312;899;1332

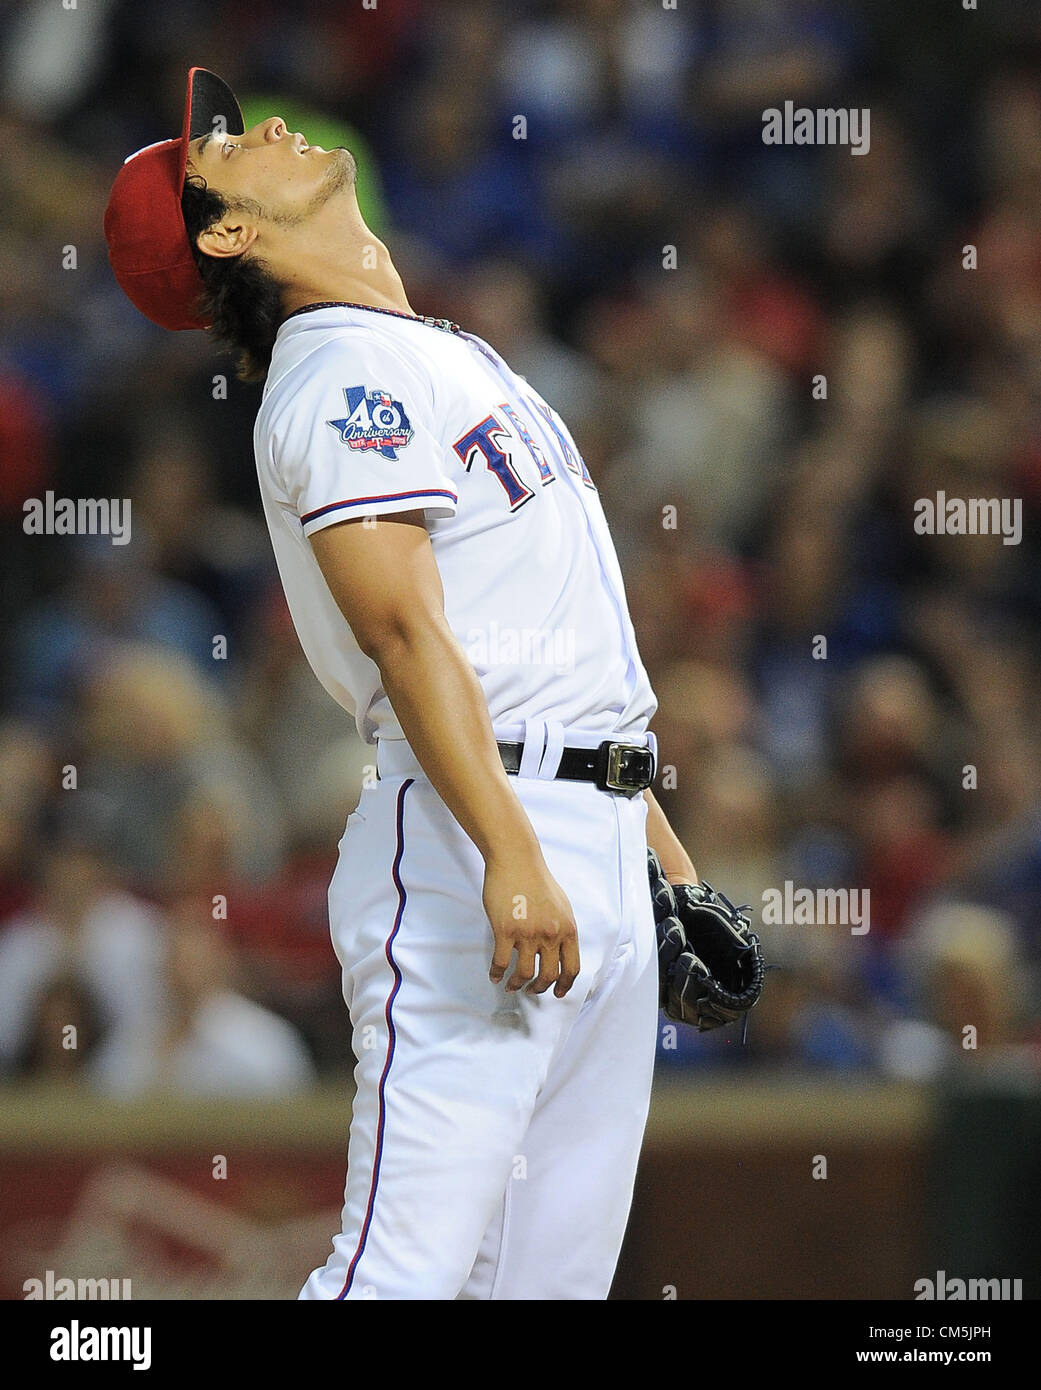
282;300;461;334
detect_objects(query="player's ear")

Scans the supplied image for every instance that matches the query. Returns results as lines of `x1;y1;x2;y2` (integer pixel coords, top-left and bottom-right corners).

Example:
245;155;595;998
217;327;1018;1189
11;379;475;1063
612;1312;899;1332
196;219;259;260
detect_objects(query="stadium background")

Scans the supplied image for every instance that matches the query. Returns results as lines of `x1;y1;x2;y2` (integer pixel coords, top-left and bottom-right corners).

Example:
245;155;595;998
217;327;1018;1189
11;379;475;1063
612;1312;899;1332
1;0;1040;1299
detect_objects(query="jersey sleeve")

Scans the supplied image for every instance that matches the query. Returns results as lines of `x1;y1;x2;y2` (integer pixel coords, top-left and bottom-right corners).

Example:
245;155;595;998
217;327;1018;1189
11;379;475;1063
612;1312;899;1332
266;336;458;537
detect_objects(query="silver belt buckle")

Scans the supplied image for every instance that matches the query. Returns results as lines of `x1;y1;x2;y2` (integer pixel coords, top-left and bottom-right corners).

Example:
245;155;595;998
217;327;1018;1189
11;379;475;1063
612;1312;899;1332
601;741;655;796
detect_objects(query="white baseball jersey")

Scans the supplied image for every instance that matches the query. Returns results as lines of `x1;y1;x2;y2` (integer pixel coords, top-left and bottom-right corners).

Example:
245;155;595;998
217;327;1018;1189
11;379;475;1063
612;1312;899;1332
253;304;656;746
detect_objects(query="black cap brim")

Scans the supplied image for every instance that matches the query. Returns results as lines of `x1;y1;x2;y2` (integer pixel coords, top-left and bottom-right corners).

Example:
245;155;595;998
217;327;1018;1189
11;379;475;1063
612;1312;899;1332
185;66;245;142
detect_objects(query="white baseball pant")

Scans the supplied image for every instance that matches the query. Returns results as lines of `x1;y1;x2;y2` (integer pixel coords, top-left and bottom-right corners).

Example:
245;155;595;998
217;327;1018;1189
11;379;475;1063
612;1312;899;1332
299;735;659;1301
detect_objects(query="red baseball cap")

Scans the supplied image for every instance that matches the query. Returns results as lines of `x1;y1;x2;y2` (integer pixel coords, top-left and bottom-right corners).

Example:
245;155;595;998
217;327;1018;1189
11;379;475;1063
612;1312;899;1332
104;67;244;331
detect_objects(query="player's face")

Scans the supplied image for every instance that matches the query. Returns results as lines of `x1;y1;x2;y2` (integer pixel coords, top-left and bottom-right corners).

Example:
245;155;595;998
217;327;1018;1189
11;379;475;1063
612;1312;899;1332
185;116;356;224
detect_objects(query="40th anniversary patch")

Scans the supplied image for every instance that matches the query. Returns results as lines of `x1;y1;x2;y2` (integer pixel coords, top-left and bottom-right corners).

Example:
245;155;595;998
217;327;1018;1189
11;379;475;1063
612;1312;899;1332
327;386;414;459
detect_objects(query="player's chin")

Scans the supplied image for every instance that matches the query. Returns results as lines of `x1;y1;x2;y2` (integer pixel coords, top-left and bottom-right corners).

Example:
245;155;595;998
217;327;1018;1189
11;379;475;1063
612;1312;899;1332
321;144;354;173
336;146;358;182
316;147;357;197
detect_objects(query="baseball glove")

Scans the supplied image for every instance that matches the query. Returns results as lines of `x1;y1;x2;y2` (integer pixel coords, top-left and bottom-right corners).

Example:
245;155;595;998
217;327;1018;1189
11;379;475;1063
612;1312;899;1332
648;848;765;1033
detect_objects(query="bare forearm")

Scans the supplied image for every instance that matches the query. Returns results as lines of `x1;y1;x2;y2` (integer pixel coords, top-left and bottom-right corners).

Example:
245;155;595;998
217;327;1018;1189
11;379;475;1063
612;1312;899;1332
374;618;541;865
645;788;699;885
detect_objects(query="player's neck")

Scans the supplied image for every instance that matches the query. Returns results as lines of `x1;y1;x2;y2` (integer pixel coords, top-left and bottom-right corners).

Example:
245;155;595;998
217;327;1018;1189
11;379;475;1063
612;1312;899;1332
275;209;414;321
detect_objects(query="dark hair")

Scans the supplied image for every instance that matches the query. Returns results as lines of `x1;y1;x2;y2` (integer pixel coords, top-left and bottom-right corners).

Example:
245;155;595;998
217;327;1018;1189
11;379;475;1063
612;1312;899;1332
181;173;287;382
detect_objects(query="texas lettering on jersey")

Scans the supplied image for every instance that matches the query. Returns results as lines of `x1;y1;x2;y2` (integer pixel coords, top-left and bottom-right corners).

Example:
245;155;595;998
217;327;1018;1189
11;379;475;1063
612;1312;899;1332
451;400;594;512
327;385;414;459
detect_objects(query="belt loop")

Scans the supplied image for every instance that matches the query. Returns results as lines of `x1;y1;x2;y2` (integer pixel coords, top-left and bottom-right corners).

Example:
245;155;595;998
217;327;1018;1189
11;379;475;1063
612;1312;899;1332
537;720;565;780
518;718;546;779
645;732;658;780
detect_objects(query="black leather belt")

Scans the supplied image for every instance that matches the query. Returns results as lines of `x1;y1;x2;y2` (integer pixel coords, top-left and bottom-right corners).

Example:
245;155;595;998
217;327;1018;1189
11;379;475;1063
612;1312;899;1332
497;738;655;797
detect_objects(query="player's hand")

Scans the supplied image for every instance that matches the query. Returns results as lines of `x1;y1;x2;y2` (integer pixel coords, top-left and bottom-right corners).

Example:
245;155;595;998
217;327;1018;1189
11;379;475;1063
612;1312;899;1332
482;852;580;998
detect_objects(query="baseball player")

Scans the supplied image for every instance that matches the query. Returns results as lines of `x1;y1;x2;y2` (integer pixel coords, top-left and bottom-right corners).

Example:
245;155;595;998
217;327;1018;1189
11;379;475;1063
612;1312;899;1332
104;67;705;1301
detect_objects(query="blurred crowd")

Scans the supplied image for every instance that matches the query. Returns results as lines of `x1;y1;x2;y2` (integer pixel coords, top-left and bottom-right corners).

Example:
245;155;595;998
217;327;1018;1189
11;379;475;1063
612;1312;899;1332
2;0;1041;1093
